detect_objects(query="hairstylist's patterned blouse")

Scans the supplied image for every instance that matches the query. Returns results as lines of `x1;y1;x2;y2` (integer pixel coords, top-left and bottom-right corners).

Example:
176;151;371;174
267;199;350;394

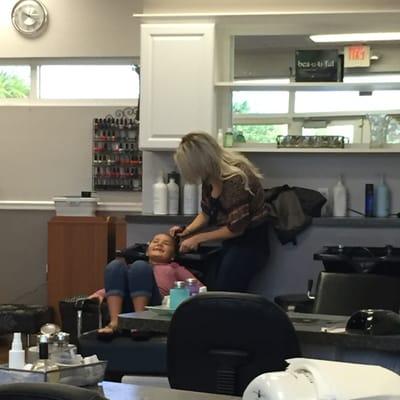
201;164;267;233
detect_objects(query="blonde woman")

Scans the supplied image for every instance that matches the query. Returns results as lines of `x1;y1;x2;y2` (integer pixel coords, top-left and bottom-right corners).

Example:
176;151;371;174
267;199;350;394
170;132;269;291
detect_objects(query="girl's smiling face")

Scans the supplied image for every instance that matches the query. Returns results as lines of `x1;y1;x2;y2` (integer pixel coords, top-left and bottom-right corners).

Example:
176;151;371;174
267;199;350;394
147;233;176;263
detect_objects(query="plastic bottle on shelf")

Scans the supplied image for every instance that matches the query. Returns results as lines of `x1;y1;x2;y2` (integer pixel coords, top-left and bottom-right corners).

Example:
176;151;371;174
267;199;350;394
375;174;390;218
183;183;198;215
8;332;25;369
153;172;168;215
217;129;224;146
332;176;347;217
224;128;234;148
365;184;374;217
167;177;179;215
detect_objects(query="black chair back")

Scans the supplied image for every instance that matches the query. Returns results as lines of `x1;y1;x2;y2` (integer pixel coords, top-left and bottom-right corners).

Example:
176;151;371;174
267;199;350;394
167;292;300;396
313;272;400;315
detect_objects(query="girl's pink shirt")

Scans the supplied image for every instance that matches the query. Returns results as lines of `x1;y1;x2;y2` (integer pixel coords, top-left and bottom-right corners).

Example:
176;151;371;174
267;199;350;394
93;261;202;298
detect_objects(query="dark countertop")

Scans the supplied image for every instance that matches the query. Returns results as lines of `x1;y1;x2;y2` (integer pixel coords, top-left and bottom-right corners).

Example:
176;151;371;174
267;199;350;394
100;381;239;400
126;213;400;227
118;310;400;352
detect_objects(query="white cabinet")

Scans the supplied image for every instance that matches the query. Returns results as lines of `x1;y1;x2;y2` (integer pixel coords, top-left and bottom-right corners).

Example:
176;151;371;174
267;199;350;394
139;24;215;150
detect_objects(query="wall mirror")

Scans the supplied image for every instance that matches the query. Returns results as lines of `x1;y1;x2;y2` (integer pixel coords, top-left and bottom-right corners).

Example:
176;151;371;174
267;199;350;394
230;35;400;148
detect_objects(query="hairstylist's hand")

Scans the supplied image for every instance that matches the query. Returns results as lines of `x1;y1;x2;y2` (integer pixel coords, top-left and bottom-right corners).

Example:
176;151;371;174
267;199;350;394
169;225;185;237
179;236;200;253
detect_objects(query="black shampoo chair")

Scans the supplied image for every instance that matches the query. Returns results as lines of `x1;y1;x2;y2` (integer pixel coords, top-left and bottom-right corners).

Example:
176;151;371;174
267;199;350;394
167;292;300;396
311;272;400;315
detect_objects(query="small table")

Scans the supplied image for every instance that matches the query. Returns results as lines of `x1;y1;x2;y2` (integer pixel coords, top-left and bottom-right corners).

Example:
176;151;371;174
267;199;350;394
99;381;239;400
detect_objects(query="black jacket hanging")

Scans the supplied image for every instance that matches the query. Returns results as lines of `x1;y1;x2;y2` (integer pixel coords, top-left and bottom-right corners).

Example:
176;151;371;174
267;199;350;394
264;185;326;245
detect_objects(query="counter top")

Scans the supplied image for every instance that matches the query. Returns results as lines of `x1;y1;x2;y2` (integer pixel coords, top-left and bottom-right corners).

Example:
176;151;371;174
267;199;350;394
126;214;400;228
118;310;400;352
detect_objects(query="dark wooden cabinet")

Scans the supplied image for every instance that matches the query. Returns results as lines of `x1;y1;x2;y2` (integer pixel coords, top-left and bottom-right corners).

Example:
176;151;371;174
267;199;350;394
48;216;126;322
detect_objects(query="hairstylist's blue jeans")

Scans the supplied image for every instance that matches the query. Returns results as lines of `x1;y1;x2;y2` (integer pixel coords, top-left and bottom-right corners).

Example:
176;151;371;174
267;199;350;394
215;223;269;292
104;259;162;312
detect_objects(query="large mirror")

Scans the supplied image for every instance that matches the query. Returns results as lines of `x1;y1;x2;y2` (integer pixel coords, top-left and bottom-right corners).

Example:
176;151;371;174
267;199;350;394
231;35;400;148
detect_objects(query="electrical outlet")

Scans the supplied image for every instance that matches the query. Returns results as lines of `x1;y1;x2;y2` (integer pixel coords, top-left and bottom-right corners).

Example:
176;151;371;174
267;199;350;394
317;187;330;216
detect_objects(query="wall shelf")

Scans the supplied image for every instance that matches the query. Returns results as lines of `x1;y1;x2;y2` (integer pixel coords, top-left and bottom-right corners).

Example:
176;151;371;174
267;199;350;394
229;144;400;153
215;81;400;92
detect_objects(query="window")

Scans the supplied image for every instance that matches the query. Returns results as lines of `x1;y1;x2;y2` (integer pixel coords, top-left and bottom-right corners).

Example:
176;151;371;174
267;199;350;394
231;73;400;148
0;65;31;98
232;89;290;143
233;123;288;144
295;91;400;114
233;91;289;114
0;59;139;102
39;64;139;99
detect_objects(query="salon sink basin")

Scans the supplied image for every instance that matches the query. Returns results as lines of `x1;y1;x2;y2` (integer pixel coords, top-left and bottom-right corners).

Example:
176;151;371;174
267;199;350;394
313;245;400;276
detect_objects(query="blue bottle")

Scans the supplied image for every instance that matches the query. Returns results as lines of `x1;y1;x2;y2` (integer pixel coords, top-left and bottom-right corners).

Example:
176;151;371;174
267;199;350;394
169;281;190;310
365;184;374;217
375;175;390;218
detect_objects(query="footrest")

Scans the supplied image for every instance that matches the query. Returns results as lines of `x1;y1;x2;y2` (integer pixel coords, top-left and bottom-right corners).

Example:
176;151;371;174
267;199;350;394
0;304;53;335
78;330;167;376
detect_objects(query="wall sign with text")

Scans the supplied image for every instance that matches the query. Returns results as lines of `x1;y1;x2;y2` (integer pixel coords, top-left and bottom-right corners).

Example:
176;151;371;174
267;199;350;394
295;50;341;82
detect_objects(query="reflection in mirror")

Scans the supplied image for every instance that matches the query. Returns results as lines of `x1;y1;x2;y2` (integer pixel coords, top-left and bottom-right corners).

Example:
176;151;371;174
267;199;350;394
232;35;400;146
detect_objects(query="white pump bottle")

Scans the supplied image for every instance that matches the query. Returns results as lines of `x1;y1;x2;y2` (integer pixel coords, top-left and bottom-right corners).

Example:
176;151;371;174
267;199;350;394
9;332;25;369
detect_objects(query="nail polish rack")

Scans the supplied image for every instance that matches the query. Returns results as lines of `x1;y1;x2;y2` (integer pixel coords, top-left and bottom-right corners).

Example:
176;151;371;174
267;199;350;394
92;116;142;191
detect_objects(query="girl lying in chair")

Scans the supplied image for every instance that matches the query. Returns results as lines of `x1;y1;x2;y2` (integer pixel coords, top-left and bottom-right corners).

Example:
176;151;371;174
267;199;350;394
89;232;203;338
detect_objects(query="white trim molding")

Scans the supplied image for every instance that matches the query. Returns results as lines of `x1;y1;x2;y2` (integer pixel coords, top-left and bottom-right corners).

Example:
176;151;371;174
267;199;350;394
0;201;143;212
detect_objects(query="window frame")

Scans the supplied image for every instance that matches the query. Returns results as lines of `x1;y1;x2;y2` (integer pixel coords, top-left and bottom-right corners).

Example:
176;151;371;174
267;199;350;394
231;85;400;146
0;58;140;105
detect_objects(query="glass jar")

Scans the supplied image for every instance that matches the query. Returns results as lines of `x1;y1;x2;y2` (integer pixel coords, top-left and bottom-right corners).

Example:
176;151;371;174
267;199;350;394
367;114;391;148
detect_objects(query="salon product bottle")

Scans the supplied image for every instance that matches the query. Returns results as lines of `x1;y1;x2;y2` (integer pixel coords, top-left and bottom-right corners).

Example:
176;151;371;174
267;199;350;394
153;172;168;215
8;332;25;369
217;129;224;146
169;281;190;309
167;171;181;190
224;128;234;148
186;278;199;296
332;176;347;217
32;335;59;382
167;177;179;215
365;184;375;217
375;175;390;218
183;183;198;215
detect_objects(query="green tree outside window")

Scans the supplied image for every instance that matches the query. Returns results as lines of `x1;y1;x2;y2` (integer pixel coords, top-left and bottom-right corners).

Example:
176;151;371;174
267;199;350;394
0;72;30;98
233;100;287;143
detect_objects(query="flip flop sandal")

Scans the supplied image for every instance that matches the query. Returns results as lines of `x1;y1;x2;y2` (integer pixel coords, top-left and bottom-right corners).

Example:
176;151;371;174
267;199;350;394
97;323;120;341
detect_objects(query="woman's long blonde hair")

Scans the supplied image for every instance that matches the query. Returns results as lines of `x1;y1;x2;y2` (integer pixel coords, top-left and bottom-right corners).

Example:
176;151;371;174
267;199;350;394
174;132;263;192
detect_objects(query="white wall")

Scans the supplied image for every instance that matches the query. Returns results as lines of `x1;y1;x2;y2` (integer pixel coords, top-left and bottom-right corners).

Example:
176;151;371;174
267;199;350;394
0;105;141;202
0;0;143;202
0;0;142;58
142;0;400;14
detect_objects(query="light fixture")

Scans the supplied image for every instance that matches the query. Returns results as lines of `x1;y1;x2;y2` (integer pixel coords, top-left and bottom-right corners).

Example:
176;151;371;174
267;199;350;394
310;32;400;43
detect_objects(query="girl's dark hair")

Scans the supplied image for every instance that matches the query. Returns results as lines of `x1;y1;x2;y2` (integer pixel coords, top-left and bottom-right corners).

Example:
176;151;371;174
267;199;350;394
164;232;180;256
